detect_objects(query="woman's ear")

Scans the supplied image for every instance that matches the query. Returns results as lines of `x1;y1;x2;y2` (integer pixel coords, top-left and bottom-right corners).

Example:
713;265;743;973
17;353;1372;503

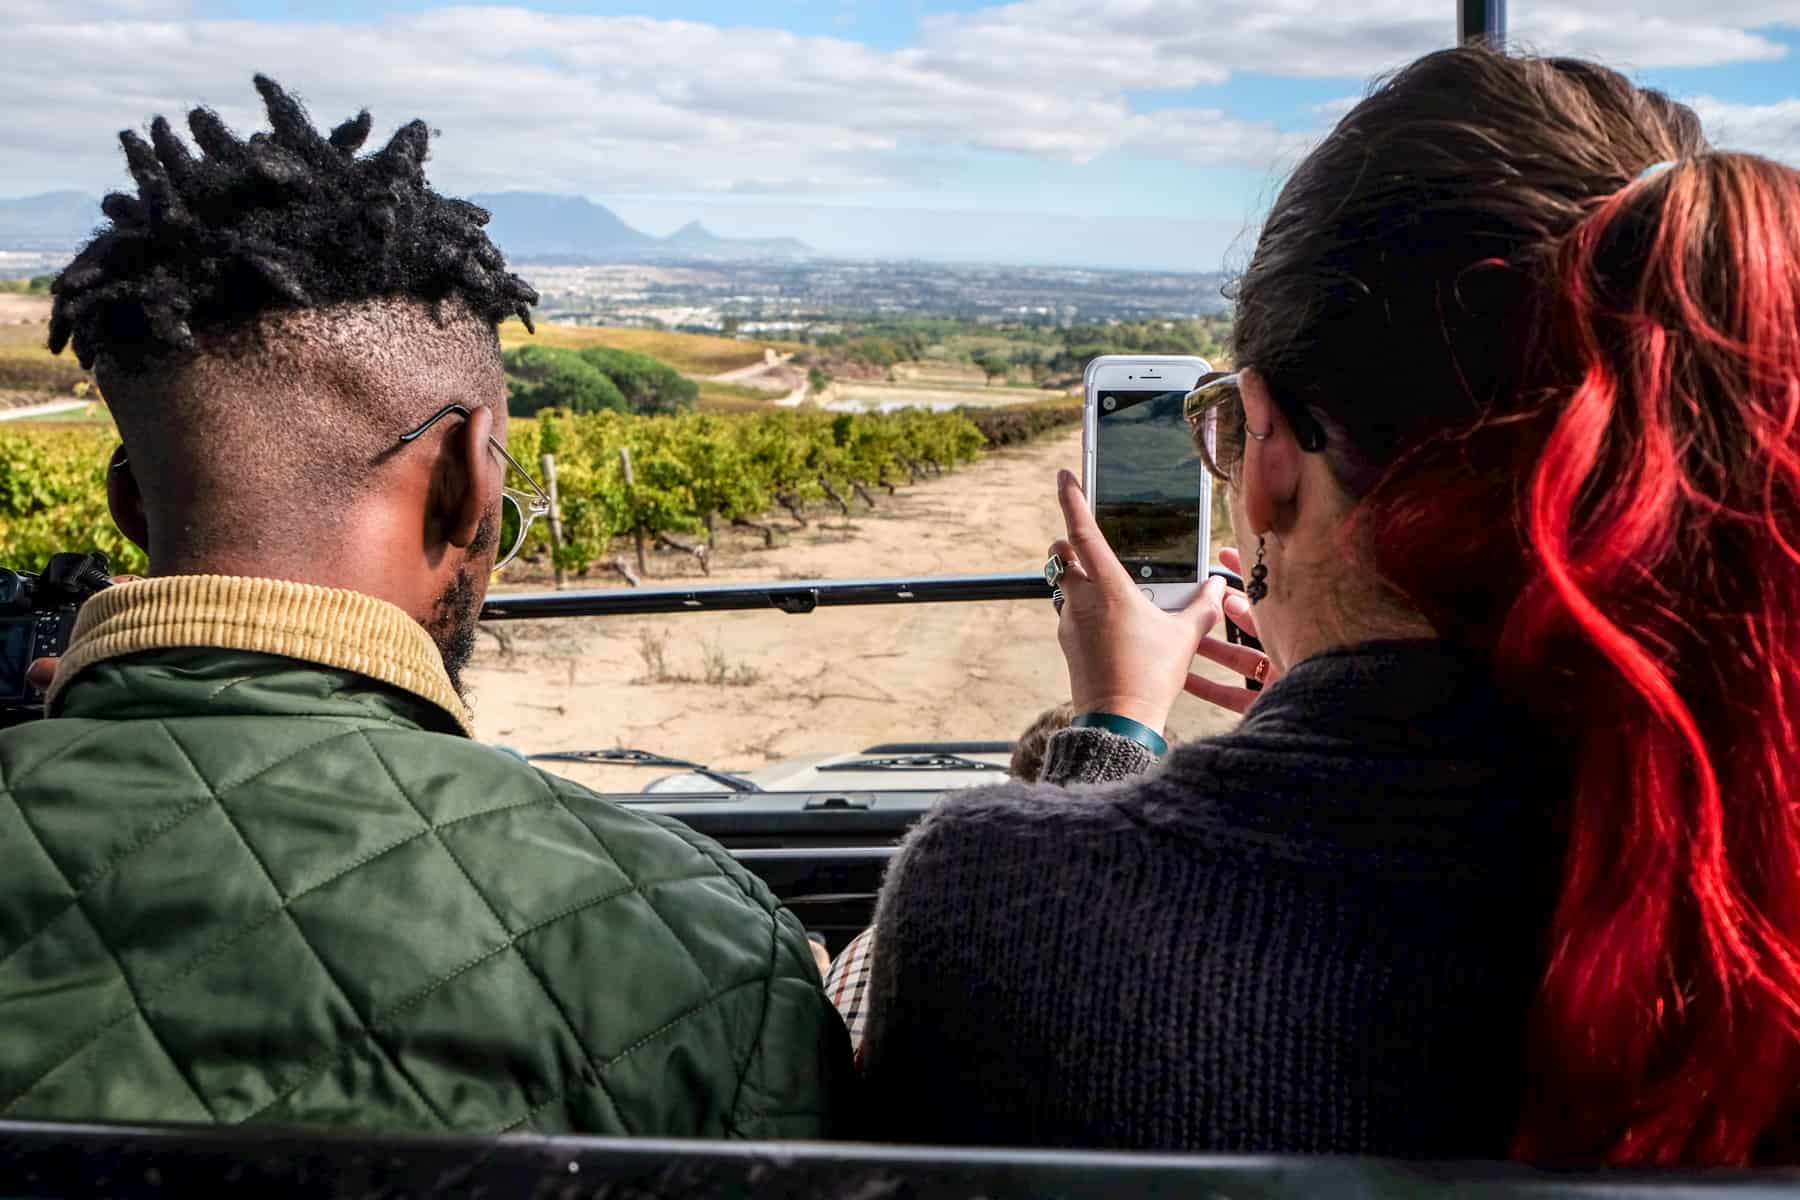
104;445;150;553
435;404;498;551
1237;368;1303;536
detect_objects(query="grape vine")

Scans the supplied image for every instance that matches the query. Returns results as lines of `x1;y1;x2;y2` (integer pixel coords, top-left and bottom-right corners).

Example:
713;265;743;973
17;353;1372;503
0;402;1073;579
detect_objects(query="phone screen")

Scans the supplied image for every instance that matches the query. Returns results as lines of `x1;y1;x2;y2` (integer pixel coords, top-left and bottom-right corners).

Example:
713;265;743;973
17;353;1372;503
1094;387;1202;583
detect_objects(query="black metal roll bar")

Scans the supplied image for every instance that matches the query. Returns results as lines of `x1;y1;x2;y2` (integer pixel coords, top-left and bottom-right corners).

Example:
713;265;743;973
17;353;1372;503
481;568;1244;621
1;1119;1796;1199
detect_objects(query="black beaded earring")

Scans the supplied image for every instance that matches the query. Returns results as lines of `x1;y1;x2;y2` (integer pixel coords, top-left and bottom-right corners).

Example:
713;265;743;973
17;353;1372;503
1246;537;1269;603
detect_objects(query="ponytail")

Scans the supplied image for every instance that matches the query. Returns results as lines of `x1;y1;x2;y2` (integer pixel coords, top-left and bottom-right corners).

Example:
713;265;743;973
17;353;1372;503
1503;154;1800;1163
1233;46;1800;1159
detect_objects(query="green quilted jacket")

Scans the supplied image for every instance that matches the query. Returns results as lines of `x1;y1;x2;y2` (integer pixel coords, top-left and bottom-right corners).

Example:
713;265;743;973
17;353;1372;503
0;575;853;1137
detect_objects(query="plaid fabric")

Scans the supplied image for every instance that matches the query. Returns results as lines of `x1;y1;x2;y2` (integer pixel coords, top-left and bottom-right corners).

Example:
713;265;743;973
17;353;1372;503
825;926;876;1058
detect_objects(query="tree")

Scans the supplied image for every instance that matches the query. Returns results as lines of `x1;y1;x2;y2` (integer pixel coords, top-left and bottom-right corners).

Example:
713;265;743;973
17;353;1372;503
974;352;1010;386
577;346;699;414
504;345;627;416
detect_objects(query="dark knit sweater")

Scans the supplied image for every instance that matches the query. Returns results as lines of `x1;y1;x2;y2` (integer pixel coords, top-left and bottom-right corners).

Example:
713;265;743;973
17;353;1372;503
864;639;1566;1154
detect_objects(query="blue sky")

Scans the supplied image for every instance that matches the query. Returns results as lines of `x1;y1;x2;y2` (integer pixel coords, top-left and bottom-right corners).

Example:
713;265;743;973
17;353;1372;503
3;0;1797;270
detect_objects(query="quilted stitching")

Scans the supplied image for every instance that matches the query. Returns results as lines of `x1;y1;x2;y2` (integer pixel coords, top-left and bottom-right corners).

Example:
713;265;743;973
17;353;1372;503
722;897;782;1136
0;796;218;1122
0;721;368;1002
0;653;848;1136
358;731;634;1134
498;973;771;1134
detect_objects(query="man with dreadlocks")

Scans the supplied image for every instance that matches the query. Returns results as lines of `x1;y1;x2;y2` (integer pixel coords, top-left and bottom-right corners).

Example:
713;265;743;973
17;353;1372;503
0;78;853;1135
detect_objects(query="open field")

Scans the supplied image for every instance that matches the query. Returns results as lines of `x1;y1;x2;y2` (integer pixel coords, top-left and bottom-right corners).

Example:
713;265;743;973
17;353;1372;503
0;295;51;325
0;399;108;424
472;426;1245;782
499;318;795;376
0;314;1083;420
0;319;89;405
816;378;1075;412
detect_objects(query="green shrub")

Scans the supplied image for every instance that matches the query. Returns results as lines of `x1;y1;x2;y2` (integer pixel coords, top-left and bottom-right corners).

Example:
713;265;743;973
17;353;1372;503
577;346;698;414
504;345;627;416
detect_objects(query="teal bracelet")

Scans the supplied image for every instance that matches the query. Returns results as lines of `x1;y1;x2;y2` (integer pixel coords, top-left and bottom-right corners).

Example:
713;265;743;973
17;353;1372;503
1070;711;1168;758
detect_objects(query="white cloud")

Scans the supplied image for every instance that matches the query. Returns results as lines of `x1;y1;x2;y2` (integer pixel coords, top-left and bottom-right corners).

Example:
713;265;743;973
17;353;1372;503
1689;96;1800;163
1311;95;1362;120
0;1;1791;203
927;0;1793;83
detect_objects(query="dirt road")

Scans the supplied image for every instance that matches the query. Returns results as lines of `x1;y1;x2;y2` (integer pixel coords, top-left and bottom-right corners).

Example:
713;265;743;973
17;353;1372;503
466;428;1244;771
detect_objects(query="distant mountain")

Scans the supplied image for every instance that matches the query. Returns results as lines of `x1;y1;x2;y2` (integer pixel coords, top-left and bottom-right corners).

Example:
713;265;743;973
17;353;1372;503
0;189;812;262
471;192;656;259
662;219;810;260
0;191;100;249
472;193;811;262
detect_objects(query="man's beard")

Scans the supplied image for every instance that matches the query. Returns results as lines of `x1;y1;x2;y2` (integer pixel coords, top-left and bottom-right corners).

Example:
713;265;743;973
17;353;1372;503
428;512;496;698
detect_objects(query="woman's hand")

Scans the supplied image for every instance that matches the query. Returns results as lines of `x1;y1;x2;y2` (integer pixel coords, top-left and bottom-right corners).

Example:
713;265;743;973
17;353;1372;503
1182;545;1280;715
1049;469;1229;733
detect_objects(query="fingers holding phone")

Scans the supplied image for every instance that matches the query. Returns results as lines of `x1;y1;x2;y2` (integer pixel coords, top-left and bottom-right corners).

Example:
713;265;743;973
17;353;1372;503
1082;355;1213;612
1051;470;1230;734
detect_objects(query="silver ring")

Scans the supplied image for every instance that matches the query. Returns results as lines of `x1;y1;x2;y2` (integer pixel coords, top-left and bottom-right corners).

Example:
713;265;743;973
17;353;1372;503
1052;587;1065;615
1044;554;1065;588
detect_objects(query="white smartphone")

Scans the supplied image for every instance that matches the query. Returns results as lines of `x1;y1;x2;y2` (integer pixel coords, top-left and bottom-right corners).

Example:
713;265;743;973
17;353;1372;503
1082;355;1214;611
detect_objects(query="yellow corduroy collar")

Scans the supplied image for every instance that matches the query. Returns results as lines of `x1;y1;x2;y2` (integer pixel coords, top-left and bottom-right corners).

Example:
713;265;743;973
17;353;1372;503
47;574;474;736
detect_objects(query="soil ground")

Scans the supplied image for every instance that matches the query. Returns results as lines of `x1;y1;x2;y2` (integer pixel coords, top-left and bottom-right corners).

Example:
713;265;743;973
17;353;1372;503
467;428;1243;779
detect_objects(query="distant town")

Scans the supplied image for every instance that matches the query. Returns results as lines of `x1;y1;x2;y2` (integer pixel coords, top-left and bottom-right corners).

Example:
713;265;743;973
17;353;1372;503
522;259;1231;335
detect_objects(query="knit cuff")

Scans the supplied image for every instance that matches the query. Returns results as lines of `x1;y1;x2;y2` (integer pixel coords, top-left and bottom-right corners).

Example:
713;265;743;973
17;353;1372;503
1040;725;1160;786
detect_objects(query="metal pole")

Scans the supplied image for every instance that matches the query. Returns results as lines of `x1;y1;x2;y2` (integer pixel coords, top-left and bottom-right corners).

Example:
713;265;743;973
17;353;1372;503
1458;0;1506;43
540;452;565;592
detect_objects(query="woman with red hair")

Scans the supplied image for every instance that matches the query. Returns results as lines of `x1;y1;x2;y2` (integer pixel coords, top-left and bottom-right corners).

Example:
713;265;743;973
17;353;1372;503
864;45;1800;1164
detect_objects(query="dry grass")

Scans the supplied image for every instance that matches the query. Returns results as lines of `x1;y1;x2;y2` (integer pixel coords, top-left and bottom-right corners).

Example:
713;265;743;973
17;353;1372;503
499;318;790;376
0;322;52;352
696;380;780;412
8;401;112;426
0;322;90;397
1;316;793;400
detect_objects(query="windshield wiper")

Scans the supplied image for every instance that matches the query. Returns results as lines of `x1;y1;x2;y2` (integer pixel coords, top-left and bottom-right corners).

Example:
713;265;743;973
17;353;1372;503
527;748;763;794
818;753;1007;774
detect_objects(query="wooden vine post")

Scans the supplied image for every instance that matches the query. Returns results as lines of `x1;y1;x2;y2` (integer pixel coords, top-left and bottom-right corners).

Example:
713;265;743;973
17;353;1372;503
619;445;648;578
540;451;566;591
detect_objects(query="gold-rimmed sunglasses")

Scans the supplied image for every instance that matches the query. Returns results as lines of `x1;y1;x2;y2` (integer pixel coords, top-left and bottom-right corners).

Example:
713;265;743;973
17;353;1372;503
399;403;552;572
1182;370;1240;430
1183;369;1330;459
1183;370;1240;481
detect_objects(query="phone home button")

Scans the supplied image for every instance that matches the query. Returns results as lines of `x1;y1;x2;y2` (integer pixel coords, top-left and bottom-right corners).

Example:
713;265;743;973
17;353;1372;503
1140;587;1155;601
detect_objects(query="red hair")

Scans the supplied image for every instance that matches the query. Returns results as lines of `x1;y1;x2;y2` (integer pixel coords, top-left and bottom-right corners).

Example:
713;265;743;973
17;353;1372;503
1501;156;1800;1163
1234;46;1800;1162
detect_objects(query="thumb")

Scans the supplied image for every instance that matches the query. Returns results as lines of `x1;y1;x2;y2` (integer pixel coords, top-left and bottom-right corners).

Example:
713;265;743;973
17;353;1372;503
1179;574;1228;641
1055;469;1131;591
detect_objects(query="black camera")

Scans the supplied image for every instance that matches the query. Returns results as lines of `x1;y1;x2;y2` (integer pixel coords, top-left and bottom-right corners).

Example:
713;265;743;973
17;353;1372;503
0;552;113;726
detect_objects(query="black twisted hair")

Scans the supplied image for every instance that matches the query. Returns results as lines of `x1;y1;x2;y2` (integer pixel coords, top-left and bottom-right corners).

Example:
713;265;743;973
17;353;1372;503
49;75;537;371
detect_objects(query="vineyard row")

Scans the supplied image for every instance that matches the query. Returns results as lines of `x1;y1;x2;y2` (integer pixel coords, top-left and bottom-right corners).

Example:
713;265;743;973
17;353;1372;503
0;401;1080;579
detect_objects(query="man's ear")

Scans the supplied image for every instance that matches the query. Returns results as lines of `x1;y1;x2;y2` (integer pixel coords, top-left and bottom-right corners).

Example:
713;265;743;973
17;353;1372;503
1238;368;1303;537
434;404;497;551
104;445;150;553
